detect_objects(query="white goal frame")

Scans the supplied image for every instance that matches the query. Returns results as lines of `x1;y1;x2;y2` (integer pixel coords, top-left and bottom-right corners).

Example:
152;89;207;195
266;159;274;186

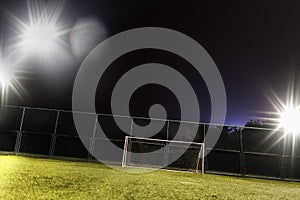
122;136;205;174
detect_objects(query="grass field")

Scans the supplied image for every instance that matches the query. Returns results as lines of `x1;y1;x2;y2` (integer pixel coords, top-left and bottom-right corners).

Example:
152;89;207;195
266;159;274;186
0;156;300;199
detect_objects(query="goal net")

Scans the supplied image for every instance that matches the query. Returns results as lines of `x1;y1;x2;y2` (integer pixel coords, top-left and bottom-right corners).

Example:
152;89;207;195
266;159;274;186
122;136;205;174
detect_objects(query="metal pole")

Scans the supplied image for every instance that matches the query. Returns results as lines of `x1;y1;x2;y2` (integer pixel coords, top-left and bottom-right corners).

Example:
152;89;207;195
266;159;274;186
127;118;134;165
49;110;60;157
202;143;205;174
129;118;134;136
279;131;286;180
14;107;26;155
204;125;208;171
122;136;129;167
163;120;170;167
239;129;245;176
88;114;98;161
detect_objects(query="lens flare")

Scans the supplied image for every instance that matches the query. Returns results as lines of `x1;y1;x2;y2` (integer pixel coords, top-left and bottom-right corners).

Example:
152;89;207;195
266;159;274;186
6;0;69;60
279;105;300;135
261;76;300;136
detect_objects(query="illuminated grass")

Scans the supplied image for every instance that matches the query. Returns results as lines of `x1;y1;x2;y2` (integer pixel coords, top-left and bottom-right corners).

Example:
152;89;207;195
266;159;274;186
0;155;299;199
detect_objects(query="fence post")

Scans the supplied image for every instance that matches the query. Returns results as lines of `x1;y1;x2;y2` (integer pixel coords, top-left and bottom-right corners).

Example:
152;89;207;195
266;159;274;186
49;110;60;157
204;124;208;171
127;118;134;164
163;120;170;167
279;132;286;180
14;107;26;155
239;129;245;176
88;114;98;161
129;118;134;136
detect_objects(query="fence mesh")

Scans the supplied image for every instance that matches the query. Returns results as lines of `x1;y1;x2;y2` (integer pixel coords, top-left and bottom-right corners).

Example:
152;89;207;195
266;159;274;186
0;105;299;180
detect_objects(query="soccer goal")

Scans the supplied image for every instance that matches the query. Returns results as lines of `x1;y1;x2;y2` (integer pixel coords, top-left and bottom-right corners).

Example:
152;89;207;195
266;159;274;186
122;136;205;174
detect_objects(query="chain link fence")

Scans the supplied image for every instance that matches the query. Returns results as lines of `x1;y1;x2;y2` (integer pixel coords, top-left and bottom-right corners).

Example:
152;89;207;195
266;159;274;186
0;105;299;180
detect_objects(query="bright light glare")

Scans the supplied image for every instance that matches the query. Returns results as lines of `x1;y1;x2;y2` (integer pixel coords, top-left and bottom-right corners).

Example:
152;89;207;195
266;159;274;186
0;55;26;105
263;78;300;136
279;105;300;135
259;79;300;155
24;23;57;53
0;63;13;86
6;0;68;59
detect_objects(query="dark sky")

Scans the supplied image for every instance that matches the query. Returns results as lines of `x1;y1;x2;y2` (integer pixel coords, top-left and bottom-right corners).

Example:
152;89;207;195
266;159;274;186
2;0;300;126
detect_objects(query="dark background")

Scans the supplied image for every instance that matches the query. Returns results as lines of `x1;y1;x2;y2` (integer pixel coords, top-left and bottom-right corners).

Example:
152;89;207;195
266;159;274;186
1;0;300;126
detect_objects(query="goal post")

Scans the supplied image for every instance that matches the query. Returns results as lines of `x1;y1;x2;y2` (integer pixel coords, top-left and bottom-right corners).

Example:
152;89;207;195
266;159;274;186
122;136;205;174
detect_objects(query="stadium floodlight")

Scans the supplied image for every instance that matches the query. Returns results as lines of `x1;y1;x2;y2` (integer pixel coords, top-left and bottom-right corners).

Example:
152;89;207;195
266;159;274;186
279;105;300;135
263;82;300;136
122;136;205;174
23;23;58;54
6;0;68;58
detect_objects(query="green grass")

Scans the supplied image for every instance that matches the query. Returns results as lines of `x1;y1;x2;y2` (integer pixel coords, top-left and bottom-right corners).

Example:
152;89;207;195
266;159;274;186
0;156;300;199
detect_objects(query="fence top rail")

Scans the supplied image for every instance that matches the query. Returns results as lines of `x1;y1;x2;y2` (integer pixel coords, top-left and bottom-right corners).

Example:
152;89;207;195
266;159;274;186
2;104;277;132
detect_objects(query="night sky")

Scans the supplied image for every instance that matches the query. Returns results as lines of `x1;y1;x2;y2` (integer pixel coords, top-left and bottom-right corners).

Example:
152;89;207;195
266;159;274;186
1;0;300;126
